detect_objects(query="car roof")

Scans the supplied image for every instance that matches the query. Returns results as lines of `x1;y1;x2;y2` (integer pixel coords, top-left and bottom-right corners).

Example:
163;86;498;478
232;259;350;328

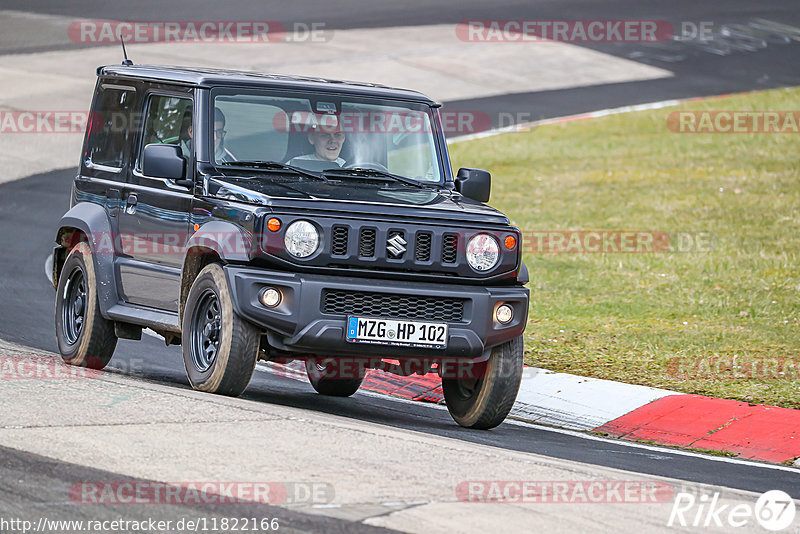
99;64;437;104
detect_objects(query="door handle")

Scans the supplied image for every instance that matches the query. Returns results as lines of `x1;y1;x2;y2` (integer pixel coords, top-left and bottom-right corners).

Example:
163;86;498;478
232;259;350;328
125;193;138;215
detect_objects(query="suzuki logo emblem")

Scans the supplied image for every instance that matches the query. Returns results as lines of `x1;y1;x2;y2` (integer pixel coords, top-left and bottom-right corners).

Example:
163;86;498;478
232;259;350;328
387;233;407;257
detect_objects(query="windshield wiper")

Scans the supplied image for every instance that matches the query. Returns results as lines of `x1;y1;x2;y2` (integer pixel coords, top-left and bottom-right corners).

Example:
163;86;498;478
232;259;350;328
323;168;432;189
220;160;328;182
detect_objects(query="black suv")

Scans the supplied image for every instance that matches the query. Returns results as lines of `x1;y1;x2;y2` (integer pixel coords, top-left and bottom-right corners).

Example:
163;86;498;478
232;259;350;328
53;64;529;429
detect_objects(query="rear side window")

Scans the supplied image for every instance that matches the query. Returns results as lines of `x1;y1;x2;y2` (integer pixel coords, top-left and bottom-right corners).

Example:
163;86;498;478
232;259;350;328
140;95;193;166
85;86;135;169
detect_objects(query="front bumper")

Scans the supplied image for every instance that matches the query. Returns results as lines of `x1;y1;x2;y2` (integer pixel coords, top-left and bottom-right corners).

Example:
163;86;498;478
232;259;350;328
225;265;528;359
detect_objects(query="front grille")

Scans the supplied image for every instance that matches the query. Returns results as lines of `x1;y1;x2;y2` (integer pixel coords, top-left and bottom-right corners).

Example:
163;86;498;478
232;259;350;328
331;226;349;256
415;232;432;262
359;228;376;257
323;289;465;322
442;233;459;263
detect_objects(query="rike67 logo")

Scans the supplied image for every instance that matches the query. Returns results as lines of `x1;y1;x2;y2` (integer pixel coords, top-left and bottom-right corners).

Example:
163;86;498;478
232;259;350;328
669;490;796;531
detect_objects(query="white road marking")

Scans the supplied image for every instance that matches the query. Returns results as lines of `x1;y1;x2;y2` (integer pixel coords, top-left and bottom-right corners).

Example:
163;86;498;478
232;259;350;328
362;385;800;473
449;98;684;143
34;266;799;473
511;367;679;430
0;13;672;184
29;263;800;475
258;361;797;472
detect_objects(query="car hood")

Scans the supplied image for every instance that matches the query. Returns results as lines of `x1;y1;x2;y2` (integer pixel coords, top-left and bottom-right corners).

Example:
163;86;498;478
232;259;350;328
206;175;509;224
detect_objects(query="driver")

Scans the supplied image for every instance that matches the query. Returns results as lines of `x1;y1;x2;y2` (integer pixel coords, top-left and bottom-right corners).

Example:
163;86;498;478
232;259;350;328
287;119;346;167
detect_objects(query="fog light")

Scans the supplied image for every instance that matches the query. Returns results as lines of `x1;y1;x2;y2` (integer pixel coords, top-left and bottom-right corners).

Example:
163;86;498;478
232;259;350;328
260;287;282;308
495;304;513;324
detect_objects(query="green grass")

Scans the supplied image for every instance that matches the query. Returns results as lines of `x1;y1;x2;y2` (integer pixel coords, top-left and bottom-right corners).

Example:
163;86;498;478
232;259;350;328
450;87;800;409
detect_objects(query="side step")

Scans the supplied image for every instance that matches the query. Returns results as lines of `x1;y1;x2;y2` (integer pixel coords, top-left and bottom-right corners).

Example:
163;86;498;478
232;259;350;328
105;304;181;334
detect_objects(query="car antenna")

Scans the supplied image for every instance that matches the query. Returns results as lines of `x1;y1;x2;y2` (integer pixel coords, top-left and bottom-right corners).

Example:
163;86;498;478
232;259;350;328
120;37;133;66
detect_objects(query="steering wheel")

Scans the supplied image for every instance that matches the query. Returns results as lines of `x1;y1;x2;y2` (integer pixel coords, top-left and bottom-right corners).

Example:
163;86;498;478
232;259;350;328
345;162;390;173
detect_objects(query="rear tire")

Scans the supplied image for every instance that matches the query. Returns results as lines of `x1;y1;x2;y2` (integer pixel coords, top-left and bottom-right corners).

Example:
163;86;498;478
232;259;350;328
306;358;364;397
442;335;523;429
55;242;117;369
181;263;259;396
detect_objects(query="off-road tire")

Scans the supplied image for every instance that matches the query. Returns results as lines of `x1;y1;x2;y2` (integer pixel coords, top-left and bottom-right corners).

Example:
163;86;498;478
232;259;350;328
181;263;259;396
442;335;523;429
55;242;117;369
306;358;364;397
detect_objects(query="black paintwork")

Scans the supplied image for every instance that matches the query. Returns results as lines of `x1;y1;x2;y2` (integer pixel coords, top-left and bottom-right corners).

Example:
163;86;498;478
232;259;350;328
99;64;436;104
54;65;529;359
226;266;527;359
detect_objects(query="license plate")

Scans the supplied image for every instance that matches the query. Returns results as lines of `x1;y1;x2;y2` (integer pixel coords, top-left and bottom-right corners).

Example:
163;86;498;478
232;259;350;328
346;316;448;348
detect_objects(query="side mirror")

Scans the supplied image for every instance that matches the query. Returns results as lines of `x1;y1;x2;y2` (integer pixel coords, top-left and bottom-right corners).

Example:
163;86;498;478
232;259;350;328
142;144;191;186
455;167;491;202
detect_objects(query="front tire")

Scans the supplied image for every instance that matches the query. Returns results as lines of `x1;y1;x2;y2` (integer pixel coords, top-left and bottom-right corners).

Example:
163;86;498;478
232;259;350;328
305;358;364;397
55;242;117;369
442;336;523;429
181;263;259;396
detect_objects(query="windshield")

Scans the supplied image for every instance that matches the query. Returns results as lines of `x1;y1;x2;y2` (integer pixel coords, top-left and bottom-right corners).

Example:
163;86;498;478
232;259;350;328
210;89;444;183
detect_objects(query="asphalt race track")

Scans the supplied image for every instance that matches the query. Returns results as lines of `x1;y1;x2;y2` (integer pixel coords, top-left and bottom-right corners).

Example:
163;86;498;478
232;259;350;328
2;0;800;127
1;0;800;527
0;168;797;502
0;446;399;534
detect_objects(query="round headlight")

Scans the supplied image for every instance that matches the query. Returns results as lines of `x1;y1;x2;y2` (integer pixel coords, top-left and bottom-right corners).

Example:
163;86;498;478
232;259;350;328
284;220;319;258
466;234;499;272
